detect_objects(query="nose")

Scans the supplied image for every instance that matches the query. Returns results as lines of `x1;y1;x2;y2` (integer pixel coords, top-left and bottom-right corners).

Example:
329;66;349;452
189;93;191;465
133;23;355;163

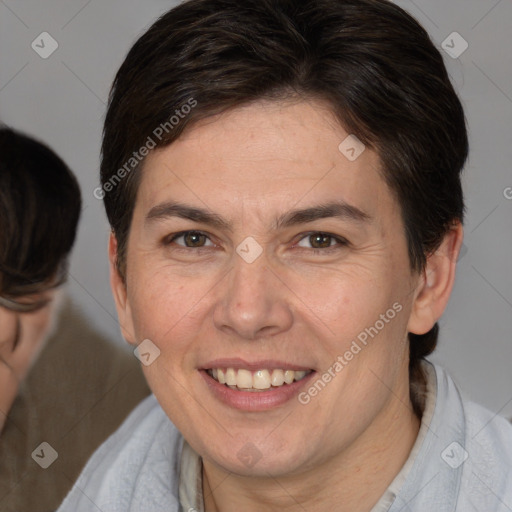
213;254;293;341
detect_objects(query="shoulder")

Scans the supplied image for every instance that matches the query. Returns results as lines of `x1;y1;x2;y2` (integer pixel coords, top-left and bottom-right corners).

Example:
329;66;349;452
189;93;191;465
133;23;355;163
432;363;512;511
464;399;512;455
58;395;183;512
395;363;512;512
459;399;512;509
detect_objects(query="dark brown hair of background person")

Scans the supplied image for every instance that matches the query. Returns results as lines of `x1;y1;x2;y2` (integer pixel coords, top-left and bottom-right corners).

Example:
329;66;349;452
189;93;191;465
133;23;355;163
0;126;82;297
99;0;468;415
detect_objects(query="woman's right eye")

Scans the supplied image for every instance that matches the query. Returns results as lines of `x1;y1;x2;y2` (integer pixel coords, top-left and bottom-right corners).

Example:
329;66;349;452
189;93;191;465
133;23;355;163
166;231;215;248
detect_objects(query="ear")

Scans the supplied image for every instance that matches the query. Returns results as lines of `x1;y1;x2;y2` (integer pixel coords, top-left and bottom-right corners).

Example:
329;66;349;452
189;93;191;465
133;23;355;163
407;222;464;335
109;232;137;345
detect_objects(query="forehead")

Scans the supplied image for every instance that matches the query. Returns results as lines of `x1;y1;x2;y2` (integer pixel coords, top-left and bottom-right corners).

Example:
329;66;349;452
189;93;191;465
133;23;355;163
136;100;397;224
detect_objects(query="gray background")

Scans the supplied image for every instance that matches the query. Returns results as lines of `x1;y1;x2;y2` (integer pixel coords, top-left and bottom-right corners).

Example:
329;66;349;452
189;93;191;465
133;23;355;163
0;0;511;415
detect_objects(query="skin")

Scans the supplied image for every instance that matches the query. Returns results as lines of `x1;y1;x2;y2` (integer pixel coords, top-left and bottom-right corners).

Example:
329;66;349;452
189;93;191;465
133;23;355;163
111;99;463;512
0;288;62;434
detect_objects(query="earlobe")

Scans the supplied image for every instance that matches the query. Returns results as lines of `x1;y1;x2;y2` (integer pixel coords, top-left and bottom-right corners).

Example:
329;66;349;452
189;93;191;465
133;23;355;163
108;232;137;345
407;222;464;335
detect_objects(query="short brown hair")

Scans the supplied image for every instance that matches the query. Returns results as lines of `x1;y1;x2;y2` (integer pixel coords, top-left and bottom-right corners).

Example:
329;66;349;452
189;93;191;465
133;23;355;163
100;0;468;406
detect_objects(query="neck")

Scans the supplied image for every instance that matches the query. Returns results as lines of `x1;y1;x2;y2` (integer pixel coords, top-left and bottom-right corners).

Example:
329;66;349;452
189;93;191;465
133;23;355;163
202;373;421;512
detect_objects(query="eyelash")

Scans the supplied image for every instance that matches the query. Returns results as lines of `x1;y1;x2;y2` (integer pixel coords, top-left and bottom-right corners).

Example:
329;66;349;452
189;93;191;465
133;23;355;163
164;230;349;254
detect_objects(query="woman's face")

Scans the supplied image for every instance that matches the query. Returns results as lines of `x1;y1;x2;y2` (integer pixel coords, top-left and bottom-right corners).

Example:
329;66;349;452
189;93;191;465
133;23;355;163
0;288;62;432
113;99;423;477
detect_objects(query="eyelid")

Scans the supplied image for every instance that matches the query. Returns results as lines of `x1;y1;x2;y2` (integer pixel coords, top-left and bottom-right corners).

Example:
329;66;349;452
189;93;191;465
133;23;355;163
165;230;217;248
162;230;349;252
294;231;349;249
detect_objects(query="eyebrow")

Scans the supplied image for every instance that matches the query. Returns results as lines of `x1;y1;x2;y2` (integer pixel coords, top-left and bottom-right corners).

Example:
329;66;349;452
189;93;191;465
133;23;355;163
145;200;371;231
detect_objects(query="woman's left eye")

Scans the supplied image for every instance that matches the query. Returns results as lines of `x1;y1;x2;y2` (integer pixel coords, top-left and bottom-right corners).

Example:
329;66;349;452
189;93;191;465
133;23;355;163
296;232;348;250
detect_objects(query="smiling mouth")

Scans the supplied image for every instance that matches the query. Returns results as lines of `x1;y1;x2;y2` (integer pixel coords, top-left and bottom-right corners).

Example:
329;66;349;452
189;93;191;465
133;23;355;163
206;368;313;392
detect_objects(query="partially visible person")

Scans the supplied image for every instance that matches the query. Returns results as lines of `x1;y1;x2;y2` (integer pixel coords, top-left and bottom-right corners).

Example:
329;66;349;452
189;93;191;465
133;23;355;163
0;126;150;512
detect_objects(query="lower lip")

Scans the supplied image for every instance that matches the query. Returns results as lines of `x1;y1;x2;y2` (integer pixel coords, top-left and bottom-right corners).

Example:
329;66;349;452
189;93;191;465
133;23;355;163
200;370;315;411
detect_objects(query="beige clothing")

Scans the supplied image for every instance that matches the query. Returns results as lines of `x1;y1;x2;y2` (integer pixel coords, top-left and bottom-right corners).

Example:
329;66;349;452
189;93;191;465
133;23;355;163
0;300;150;512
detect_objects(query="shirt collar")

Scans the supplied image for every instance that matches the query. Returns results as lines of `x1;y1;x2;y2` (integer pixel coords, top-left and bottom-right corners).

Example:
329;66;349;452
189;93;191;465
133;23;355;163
179;439;204;512
386;362;466;512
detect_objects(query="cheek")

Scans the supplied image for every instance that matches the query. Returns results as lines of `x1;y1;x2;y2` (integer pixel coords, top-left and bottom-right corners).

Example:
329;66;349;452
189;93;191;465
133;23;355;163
293;267;410;390
288;266;392;341
128;268;208;348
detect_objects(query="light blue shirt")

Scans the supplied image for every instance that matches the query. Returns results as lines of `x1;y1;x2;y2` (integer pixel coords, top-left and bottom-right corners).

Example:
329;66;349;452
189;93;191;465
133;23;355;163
58;362;512;511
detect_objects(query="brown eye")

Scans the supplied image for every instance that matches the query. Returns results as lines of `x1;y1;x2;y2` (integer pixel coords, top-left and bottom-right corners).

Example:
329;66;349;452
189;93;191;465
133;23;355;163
167;231;214;248
183;232;207;247
296;232;348;251
309;233;333;249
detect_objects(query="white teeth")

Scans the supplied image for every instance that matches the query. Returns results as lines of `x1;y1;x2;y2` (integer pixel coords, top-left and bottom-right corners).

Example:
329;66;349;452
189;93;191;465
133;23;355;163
253;370;271;390
284;370;295;384
271;369;285;386
209;367;311;391
237;369;253;389
225;368;237;386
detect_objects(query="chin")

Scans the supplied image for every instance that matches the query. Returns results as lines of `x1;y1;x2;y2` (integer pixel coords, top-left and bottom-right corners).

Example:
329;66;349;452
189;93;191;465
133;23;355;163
203;438;314;478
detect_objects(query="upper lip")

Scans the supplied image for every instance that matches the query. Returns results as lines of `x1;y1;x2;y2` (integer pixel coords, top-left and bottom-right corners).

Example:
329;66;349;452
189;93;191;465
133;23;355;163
200;358;314;372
